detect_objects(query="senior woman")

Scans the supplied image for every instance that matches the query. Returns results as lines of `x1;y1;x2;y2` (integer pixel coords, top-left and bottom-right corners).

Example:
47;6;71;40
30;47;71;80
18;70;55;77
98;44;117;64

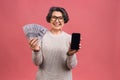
29;6;79;80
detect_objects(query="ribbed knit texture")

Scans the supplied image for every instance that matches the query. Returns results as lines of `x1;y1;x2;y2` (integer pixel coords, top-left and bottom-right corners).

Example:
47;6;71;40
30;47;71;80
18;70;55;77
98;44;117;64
32;31;77;80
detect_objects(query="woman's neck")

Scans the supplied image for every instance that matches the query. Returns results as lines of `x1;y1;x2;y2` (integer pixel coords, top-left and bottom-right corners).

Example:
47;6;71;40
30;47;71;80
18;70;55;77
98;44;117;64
50;29;62;35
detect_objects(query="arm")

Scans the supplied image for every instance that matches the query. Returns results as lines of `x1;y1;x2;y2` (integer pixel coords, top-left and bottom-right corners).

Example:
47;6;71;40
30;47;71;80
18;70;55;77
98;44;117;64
29;38;43;66
32;51;44;66
66;53;77;69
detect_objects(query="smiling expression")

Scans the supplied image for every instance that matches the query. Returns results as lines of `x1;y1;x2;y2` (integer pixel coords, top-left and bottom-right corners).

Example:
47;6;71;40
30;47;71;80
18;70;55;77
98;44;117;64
50;11;64;30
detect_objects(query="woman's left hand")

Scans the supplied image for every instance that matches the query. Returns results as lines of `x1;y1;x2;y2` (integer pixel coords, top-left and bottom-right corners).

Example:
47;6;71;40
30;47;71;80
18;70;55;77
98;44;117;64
67;44;81;56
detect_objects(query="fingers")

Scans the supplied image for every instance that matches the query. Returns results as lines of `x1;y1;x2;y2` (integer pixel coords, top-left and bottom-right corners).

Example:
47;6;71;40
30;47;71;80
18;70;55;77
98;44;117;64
70;50;78;53
29;38;40;51
68;43;81;55
67;49;78;56
29;38;38;47
79;43;82;49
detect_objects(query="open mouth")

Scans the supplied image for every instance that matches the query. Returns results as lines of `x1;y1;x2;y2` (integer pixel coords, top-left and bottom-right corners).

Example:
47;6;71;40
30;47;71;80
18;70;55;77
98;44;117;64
53;22;61;27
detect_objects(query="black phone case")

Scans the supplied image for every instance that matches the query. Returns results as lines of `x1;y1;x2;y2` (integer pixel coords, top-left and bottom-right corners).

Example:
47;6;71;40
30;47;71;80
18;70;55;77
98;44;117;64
71;33;81;50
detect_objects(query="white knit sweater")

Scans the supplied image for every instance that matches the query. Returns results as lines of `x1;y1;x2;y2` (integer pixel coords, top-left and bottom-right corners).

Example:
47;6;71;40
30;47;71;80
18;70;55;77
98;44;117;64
32;31;77;80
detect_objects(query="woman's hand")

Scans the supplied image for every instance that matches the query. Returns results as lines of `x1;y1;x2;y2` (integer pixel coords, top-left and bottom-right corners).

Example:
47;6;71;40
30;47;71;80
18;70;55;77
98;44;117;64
67;44;81;56
29;38;40;52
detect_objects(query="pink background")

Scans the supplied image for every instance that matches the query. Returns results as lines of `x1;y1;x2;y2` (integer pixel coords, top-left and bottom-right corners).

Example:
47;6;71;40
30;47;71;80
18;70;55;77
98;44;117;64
0;0;120;80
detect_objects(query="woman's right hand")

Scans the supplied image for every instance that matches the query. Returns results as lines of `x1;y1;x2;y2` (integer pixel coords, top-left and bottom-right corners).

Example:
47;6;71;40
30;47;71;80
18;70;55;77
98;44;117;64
29;38;40;52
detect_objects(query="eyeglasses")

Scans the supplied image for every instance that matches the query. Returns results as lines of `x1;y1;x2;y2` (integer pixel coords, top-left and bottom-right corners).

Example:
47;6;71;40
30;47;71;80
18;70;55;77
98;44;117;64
51;16;64;21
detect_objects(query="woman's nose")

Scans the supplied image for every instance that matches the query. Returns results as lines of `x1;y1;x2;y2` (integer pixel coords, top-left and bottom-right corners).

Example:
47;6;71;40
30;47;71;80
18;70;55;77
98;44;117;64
55;18;60;22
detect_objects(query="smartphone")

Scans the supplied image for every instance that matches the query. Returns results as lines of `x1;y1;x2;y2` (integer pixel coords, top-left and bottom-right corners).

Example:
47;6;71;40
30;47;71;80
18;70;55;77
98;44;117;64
71;33;81;50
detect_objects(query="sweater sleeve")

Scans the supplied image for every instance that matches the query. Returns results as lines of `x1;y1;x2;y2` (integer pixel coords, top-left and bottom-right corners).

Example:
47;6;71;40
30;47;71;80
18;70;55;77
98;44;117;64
32;39;44;66
66;54;77;69
32;51;44;66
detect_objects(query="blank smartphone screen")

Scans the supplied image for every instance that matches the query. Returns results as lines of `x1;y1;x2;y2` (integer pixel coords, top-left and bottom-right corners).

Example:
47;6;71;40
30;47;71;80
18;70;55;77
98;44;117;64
71;33;81;50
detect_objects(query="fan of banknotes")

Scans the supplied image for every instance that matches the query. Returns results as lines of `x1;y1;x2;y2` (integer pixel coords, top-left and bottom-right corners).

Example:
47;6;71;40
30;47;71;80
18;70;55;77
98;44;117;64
23;24;48;40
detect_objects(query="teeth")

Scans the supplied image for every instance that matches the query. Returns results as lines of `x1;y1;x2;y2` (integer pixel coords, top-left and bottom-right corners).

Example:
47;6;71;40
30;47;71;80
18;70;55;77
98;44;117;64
55;24;60;26
53;23;60;27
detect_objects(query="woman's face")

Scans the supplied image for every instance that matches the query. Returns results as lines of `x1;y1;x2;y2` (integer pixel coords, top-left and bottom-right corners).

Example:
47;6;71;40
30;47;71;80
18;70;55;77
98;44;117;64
50;11;64;31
